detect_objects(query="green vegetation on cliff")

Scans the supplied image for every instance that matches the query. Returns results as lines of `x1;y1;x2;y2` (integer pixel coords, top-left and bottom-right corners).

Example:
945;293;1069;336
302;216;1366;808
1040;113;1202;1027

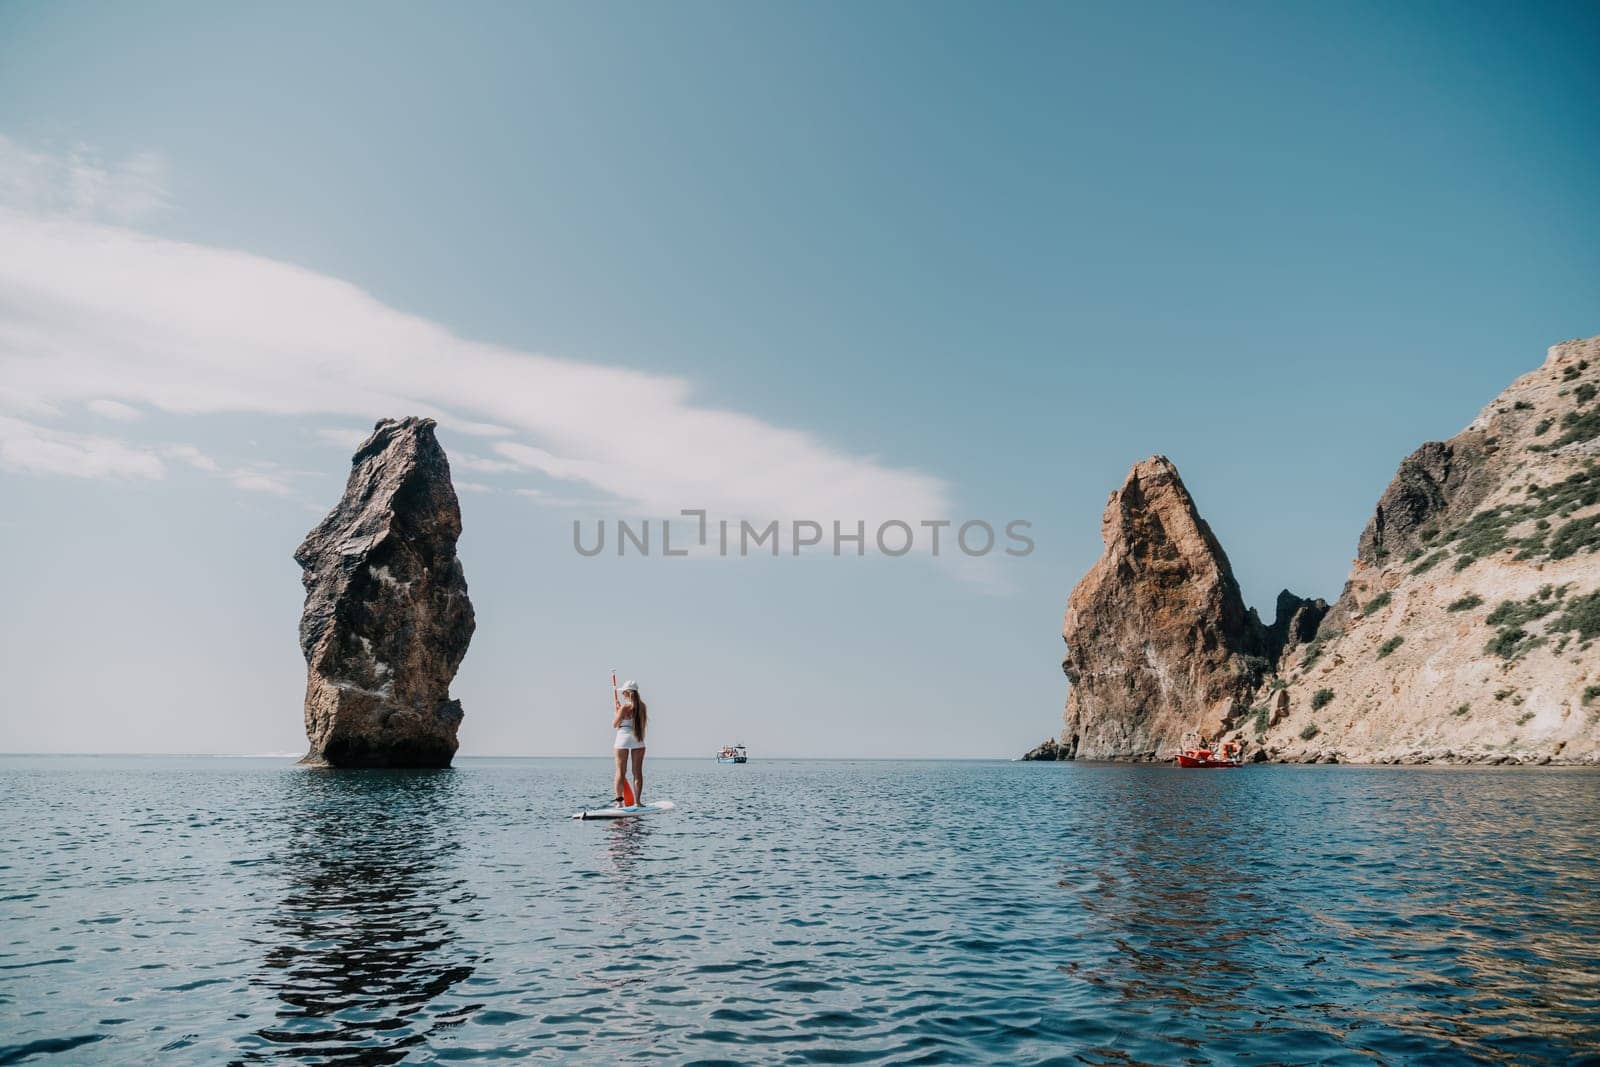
1551;590;1600;642
1428;465;1600;569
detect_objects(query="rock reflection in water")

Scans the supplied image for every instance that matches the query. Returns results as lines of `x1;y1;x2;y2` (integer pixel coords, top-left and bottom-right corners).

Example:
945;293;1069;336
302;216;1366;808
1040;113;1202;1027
234;770;479;1065
1060;767;1600;1061
1066;776;1277;1024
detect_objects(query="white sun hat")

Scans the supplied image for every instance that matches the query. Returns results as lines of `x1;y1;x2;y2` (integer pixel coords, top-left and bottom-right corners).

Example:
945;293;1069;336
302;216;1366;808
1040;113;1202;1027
621;679;640;693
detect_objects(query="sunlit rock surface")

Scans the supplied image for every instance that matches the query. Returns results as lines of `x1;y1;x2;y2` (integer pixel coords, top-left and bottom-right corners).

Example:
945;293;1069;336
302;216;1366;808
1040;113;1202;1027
295;417;475;768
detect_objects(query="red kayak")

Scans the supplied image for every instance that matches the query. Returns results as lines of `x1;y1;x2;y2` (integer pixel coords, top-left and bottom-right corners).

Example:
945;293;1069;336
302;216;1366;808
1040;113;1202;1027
1175;741;1242;768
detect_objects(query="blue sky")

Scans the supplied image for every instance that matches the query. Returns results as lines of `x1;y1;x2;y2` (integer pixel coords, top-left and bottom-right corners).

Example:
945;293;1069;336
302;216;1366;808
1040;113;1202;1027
0;1;1596;757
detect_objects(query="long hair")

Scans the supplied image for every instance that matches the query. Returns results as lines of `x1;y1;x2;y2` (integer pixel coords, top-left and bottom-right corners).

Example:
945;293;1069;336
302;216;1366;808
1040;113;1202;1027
626;690;648;743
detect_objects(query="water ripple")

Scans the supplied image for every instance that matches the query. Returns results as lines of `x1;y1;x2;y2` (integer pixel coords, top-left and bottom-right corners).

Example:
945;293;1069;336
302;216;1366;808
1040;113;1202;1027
2;757;1599;1063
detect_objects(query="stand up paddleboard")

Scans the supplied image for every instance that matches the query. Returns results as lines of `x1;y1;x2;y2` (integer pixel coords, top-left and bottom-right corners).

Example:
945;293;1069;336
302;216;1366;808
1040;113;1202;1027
572;800;676;821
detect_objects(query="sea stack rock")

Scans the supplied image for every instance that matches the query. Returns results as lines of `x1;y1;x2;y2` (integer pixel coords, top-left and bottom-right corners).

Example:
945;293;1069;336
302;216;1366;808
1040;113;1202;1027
1060;456;1267;759
294;417;475;768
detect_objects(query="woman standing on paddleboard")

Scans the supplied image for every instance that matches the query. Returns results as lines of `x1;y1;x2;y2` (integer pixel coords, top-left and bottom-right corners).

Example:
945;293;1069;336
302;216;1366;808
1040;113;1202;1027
612;678;647;806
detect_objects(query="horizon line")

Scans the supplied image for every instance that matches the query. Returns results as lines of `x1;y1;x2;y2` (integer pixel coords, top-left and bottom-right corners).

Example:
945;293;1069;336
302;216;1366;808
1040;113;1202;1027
0;750;1025;762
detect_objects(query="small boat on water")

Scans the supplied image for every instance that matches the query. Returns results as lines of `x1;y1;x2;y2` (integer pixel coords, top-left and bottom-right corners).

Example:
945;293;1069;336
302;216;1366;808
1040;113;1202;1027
1175;739;1243;768
716;744;748;764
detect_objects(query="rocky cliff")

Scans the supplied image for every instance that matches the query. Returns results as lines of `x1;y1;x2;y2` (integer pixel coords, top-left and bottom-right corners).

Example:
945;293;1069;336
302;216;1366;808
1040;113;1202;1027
1253;336;1600;764
1059;456;1322;759
1052;335;1600;765
295;417;475;768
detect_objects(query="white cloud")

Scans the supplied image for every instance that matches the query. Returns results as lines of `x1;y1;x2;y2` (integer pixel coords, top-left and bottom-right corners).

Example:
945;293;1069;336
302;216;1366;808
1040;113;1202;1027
491;442;614;485
453;451;522;474
450;420;515;438
86;398;142;421
0;415;299;504
512;488;599;510
455;481;495;494
0;136;950;546
160;444;220;473
0;415;165;479
228;469;293;495
311;427;368;450
0;133;169;223
162;444;220;472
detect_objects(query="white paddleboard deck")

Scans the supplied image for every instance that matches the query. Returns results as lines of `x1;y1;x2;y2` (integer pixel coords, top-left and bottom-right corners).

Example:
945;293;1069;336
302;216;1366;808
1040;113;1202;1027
572;799;676;820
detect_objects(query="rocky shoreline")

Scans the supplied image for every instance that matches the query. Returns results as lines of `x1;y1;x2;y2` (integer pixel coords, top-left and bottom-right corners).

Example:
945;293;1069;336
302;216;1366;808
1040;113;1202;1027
1038;335;1600;766
1021;740;1600;766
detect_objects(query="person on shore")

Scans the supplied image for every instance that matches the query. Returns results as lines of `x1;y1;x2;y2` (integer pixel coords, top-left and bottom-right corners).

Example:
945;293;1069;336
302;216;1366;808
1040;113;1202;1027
612;680;647;806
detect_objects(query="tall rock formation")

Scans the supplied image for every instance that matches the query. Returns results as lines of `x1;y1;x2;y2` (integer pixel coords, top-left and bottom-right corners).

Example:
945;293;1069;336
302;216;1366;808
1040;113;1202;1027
1061;456;1302;759
295;417;475;768
1050;334;1600;765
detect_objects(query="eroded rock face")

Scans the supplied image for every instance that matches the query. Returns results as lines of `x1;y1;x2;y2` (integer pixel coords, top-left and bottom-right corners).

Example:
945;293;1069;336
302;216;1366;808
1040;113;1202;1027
1260;336;1600;765
295;417;475;768
1052;334;1600;766
1061;456;1268;759
1262;590;1329;663
1355;439;1491;567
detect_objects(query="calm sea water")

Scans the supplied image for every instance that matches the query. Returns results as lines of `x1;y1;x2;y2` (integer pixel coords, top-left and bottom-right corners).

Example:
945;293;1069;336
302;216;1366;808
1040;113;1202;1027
2;756;1599;1065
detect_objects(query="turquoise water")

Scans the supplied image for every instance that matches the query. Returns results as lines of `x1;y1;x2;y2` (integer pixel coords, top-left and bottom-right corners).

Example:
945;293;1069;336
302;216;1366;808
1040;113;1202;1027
2;756;1598;1065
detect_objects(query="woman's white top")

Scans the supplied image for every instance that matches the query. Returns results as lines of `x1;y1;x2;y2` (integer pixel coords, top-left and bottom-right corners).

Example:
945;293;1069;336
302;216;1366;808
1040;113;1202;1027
615;715;644;750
